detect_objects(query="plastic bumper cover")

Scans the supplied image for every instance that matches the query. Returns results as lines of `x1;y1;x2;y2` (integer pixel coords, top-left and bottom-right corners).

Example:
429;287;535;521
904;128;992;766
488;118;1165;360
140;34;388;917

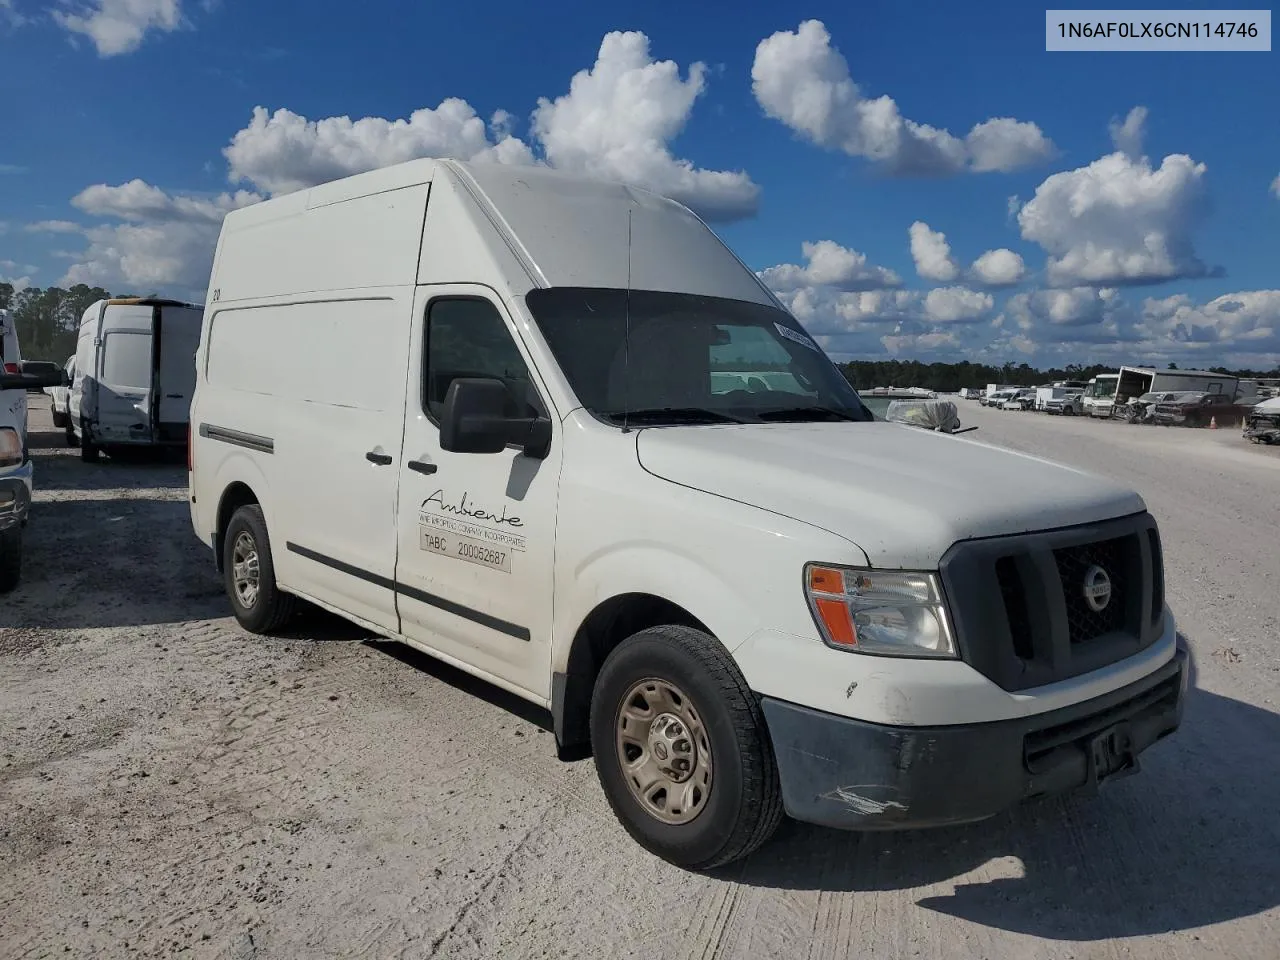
761;645;1188;831
0;461;33;531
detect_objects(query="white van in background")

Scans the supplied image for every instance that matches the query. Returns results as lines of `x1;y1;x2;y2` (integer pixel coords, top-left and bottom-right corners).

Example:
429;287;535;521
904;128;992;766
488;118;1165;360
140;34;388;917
69;297;203;462
189;159;1187;870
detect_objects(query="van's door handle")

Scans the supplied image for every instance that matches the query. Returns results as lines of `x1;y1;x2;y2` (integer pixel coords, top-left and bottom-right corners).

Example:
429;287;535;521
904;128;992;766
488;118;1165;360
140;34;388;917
407;460;437;475
365;451;393;465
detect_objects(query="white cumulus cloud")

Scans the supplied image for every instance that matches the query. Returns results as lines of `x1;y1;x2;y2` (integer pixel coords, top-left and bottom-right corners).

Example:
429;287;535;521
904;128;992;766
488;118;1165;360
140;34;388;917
53;0;185;57
224;101;533;197
1017;111;1217;287
1006;287;1109;328
531;31;759;221
1271;173;1280;199
971;248;1026;286
923;286;994;323
759;240;901;292
1138;290;1280;348
779;287;922;331
224;30;759;223
73;179;262;223
62;180;262;293
909;221;960;282
1109;106;1148;160
751;20;1055;176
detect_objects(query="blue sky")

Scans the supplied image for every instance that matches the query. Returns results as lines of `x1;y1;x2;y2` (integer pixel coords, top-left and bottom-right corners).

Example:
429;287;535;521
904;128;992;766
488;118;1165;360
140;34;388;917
2;0;1278;368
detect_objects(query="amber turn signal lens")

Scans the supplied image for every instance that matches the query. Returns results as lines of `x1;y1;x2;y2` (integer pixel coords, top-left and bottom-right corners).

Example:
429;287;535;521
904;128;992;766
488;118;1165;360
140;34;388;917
808;566;844;595
814;597;858;646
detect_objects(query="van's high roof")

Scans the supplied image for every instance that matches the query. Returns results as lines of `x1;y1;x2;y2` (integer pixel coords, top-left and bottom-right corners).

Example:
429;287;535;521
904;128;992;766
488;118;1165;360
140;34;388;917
212;158;777;308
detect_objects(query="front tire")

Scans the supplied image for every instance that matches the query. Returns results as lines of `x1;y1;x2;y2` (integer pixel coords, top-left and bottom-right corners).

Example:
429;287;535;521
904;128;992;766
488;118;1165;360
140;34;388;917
221;504;296;633
0;527;22;594
589;625;784;870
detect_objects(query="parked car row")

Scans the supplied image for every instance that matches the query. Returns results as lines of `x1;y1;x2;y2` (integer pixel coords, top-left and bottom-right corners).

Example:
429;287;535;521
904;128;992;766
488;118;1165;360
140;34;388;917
964;370;1269;435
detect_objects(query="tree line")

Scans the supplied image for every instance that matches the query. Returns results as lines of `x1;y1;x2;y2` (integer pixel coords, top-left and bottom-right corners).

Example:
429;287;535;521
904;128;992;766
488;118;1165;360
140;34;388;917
0;282;141;363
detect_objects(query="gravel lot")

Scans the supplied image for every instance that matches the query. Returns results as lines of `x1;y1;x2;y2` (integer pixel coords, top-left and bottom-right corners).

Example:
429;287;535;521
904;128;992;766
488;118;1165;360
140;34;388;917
3;395;1278;960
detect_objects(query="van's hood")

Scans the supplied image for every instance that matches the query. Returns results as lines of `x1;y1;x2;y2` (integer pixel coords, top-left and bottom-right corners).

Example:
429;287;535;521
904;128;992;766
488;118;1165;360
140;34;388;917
635;421;1145;569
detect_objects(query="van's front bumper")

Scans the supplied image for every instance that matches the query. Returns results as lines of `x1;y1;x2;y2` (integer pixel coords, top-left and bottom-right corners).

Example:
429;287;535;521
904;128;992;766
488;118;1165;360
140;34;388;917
0;461;34;531
760;645;1188;831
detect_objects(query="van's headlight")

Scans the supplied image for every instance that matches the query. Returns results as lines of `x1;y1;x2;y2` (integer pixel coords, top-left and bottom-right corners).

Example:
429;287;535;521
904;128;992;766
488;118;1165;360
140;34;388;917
0;428;21;468
804;563;957;658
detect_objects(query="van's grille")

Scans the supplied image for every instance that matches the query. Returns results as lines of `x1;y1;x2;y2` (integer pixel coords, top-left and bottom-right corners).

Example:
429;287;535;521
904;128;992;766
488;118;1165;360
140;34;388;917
938;512;1165;692
1052;536;1128;644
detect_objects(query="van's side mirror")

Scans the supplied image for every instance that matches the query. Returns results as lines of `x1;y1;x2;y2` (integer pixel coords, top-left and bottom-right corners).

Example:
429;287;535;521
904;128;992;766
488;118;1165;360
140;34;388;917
439;377;554;459
440;378;510;454
0;361;69;391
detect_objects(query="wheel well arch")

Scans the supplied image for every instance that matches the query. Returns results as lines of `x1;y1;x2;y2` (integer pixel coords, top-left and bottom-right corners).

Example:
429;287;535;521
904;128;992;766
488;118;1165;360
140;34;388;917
213;481;260;572
551;593;710;762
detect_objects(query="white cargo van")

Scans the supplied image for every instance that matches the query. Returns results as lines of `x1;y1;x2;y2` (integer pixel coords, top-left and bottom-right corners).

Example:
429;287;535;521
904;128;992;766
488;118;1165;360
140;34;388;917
189;159;1188;869
69;297;203;462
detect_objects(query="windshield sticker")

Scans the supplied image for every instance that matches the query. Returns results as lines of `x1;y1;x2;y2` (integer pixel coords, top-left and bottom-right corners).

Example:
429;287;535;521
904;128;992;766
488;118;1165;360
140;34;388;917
775;323;819;352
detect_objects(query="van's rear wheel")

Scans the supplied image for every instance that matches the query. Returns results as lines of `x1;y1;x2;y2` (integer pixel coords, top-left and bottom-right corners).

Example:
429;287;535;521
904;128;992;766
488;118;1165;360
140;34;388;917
589;625;783;870
222;504;296;634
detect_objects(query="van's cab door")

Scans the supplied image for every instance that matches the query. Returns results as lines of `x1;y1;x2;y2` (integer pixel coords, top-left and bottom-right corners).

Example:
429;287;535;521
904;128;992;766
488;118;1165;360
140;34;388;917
394;286;560;700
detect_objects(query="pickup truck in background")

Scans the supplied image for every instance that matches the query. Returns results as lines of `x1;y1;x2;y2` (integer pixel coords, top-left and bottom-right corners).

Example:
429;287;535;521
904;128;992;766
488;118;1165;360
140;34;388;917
1;309;71;591
1151;391;1252;428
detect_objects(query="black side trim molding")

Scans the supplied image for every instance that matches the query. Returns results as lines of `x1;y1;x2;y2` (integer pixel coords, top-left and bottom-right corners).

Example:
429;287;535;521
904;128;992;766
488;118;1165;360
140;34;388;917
199;423;274;454
285;542;531;642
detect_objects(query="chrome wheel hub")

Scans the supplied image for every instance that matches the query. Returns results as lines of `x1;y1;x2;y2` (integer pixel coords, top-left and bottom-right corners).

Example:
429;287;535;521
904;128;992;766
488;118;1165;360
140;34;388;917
615;678;712;825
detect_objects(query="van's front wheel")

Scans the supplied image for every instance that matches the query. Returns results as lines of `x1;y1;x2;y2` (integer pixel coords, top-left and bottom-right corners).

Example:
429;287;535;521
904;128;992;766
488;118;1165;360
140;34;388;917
222;505;296;634
589;625;784;870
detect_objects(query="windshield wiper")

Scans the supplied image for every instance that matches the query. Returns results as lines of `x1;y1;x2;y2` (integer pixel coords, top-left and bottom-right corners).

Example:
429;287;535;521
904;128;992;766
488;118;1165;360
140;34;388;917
755;405;864;423
607;407;746;425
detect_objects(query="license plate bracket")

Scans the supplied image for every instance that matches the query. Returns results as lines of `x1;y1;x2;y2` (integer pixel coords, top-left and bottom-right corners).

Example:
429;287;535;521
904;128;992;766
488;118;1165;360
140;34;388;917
1084;723;1140;793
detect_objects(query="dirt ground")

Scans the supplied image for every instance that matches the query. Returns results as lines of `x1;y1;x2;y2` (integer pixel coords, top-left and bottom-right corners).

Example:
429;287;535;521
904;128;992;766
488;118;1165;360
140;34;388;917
2;395;1278;960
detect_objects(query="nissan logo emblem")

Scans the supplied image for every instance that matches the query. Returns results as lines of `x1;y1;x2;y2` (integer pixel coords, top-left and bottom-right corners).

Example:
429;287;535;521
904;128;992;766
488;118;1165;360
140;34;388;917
1083;564;1112;612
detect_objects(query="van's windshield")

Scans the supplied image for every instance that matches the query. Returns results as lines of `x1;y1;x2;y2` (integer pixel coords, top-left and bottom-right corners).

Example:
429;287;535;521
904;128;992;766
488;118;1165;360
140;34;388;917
524;287;873;426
